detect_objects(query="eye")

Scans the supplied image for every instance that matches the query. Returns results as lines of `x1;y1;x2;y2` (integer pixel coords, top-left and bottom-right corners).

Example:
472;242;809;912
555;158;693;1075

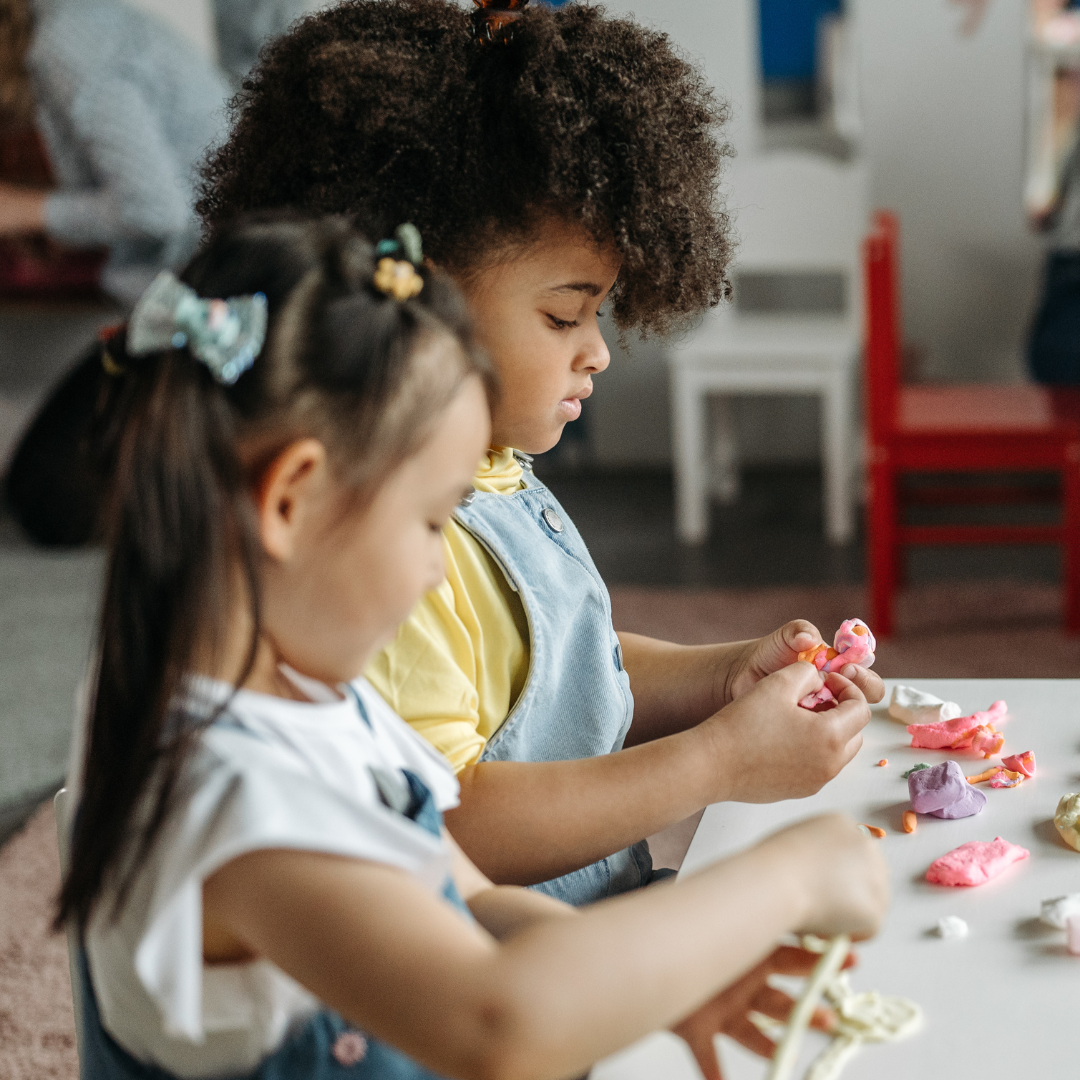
547;314;579;331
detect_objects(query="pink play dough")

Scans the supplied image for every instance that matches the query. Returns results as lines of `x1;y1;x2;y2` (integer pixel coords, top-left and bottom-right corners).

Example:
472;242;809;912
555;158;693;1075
907;700;1007;751
925;837;1029;887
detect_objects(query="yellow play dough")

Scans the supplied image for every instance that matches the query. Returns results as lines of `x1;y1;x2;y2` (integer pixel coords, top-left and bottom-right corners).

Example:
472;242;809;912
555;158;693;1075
1055;793;1080;851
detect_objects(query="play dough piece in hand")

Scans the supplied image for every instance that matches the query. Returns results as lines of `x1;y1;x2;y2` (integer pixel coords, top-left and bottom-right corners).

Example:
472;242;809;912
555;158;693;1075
1054;793;1080;851
1001;750;1036;778
797;619;876;709
888;685;962;726
908;761;986;819
926;837;1029;886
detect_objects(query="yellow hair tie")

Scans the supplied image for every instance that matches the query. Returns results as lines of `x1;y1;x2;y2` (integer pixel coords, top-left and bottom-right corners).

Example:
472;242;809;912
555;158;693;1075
374;257;423;301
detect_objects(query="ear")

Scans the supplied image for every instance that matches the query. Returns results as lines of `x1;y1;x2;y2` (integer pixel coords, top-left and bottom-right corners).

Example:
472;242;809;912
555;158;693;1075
255;438;329;562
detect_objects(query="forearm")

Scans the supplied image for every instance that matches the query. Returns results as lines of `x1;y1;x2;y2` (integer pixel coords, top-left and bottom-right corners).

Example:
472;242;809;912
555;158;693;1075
447;728;729;885
619;631;751;745
478;842;809;1080
451;833;576;938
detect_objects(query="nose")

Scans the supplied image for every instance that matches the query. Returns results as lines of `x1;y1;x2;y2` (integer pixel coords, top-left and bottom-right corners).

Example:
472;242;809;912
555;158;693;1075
575;321;610;375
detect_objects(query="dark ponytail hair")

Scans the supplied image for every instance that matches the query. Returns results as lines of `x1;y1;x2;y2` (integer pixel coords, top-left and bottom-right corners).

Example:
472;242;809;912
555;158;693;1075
56;214;491;934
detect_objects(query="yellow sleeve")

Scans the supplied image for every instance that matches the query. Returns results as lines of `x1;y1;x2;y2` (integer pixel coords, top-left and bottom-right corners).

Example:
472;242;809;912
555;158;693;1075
365;576;488;774
367;516;529;774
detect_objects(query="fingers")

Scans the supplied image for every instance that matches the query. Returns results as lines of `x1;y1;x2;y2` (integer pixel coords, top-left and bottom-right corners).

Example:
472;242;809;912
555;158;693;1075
682;1029;725;1080
770;659;829;698
727;1016;779;1060
840;664;885;705
782;619;821;656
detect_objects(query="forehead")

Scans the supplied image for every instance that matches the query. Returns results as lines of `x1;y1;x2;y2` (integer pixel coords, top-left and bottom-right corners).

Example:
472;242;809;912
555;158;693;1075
492;217;621;290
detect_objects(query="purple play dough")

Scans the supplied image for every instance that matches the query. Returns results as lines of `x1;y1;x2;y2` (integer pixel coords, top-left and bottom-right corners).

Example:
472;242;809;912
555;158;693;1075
907;760;986;820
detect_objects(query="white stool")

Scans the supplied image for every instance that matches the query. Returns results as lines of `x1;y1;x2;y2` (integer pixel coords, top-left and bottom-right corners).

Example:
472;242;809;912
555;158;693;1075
668;152;868;545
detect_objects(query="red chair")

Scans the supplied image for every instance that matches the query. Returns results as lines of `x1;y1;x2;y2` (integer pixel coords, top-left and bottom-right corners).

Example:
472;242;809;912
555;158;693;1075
865;210;1080;636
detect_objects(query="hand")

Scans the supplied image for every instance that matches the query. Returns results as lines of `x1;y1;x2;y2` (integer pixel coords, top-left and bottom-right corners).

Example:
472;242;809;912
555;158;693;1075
726;620;884;706
706;664;870;803
763;813;890;942
672;945;854;1080
0;182;47;236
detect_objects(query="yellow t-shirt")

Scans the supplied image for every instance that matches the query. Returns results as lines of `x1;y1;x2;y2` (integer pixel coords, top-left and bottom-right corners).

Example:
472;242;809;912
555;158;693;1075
365;448;531;773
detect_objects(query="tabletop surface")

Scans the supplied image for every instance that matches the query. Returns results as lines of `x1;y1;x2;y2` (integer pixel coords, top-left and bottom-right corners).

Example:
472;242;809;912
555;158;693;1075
592;679;1080;1080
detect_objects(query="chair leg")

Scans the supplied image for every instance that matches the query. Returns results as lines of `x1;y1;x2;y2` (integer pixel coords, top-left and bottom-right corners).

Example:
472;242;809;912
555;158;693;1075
1064;451;1080;634
672;369;709;544
709;396;740;505
868;457;897;637
822;372;854;544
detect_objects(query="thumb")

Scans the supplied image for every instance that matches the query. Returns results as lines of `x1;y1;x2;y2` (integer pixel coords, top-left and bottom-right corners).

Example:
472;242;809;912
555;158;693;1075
759;620;821;672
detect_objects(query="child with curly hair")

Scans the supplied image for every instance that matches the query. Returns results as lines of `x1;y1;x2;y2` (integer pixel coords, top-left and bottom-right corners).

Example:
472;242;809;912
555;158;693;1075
63;213;888;1080
199;0;885;907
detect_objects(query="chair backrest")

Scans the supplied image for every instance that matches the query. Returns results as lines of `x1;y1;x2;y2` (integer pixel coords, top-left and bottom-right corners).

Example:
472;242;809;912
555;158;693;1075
53;788;86;1064
864;210;902;442
724;151;870;324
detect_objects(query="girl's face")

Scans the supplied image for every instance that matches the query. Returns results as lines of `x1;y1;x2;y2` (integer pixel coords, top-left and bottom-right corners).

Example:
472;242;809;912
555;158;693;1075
256;365;490;689
460;218;621;454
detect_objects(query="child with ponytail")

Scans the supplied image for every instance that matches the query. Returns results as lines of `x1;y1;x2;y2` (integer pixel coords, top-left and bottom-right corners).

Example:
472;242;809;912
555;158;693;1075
198;0;886;907
59;214;887;1080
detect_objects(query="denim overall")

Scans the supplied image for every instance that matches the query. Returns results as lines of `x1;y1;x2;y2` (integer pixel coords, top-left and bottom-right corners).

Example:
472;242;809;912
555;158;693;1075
454;455;651;905
77;695;464;1080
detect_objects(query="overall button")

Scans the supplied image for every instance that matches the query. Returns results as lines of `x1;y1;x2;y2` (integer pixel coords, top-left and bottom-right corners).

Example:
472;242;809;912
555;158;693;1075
541;507;564;533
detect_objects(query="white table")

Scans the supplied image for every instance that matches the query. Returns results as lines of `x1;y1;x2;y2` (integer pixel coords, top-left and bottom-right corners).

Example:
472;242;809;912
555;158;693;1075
592;680;1080;1079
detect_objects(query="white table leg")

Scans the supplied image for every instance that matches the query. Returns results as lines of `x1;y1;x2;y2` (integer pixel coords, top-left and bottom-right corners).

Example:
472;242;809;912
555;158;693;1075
672;369;709;544
822;366;854;544
710;395;740;504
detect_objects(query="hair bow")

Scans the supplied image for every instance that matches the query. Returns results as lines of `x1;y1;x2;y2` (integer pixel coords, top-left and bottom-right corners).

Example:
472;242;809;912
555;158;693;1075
127;271;268;386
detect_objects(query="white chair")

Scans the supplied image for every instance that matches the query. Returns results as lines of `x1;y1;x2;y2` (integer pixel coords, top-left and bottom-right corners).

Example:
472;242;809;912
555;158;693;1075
53;788;86;1065
668;151;869;544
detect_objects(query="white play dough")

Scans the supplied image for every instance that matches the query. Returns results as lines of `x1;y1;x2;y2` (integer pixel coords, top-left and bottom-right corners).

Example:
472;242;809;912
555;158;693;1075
888;685;963;726
767;937;922;1080
1054;794;1080;852
1040;894;1080;929
805;973;923;1080
936;916;969;940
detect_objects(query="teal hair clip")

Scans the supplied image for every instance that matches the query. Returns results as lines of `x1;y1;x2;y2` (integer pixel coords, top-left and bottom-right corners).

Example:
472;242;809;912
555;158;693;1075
127;271;268;385
376;223;423;266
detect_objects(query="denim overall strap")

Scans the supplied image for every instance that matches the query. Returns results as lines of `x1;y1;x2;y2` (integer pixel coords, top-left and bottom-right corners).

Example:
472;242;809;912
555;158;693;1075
453;465;651;905
77;768;462;1080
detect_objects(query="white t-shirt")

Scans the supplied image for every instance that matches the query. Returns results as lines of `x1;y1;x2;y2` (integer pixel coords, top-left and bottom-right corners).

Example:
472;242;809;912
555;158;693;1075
81;674;460;1079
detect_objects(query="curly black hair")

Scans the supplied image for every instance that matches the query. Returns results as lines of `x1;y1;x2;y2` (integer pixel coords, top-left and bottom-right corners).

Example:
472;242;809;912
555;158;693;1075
198;0;733;336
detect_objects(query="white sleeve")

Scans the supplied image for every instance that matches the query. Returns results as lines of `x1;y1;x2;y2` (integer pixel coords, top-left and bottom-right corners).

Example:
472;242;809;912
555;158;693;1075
132;735;452;1043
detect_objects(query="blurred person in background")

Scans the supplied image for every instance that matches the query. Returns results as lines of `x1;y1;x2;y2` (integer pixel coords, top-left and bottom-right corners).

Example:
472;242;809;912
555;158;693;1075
0;0;228;305
1;0;228;546
215;0;318;89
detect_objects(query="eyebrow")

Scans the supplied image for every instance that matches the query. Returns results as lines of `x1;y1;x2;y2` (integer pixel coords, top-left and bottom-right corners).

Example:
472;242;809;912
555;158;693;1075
545;282;603;297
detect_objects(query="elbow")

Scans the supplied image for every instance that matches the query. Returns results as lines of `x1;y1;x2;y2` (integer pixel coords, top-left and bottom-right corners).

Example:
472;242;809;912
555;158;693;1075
458;988;557;1080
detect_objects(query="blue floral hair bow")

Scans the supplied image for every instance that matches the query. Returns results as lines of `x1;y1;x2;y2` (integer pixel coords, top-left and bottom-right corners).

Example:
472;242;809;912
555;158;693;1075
127;271;269;385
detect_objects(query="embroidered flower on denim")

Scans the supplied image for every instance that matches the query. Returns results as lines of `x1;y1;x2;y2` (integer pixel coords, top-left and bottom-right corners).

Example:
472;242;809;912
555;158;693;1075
332;1031;369;1066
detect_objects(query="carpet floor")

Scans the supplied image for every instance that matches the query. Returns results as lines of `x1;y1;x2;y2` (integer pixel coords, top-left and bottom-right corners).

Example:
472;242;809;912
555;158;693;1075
0;803;77;1080
2;578;1078;1078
